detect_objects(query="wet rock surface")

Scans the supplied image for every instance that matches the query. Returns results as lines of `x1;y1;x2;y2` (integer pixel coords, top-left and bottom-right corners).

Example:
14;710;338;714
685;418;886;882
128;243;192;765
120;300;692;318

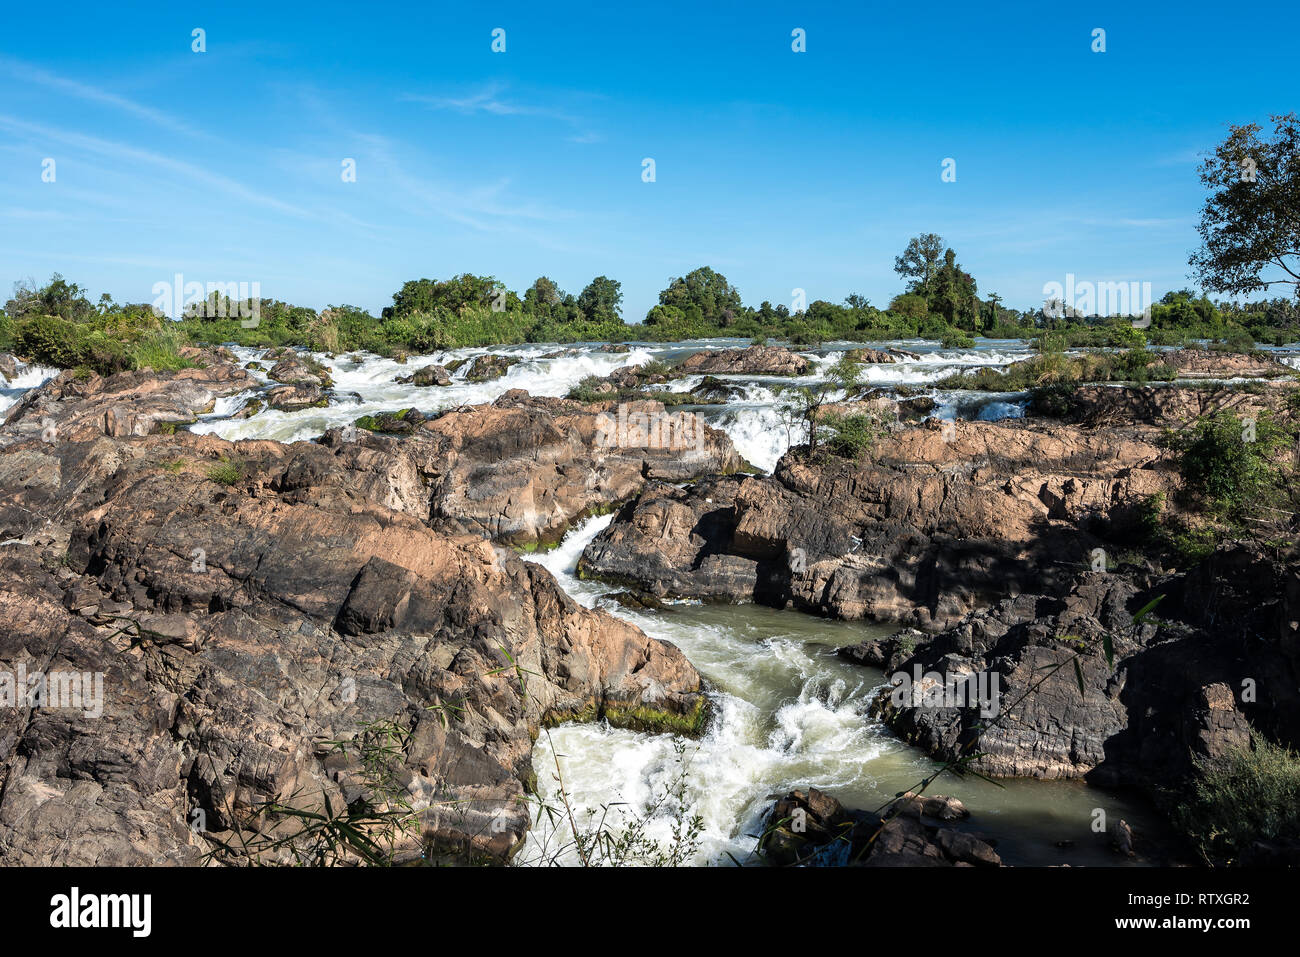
3;359;259;444
1163;348;1295;379
460;354;520;382
850;546;1299;839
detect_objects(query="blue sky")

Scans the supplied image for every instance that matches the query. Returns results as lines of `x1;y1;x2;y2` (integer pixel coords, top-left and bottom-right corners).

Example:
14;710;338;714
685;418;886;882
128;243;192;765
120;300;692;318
2;1;1298;320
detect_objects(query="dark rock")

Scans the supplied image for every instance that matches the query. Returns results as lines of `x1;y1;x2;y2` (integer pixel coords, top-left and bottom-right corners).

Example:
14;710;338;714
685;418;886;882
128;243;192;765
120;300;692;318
758;788;999;867
402;364;452;388
579;419;1174;629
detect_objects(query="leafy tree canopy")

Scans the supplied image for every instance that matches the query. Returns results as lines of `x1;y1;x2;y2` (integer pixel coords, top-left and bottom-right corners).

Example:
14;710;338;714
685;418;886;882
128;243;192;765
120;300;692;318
1191;112;1300;299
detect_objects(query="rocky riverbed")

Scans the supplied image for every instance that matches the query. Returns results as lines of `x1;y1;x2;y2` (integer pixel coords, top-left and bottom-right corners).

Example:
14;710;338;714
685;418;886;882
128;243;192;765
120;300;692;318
0;339;1296;865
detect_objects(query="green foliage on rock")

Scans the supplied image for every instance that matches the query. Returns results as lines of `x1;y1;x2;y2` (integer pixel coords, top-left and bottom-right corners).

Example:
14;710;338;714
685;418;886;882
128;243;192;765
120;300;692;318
1174;734;1300;864
5;275;199;375
1167;410;1289;519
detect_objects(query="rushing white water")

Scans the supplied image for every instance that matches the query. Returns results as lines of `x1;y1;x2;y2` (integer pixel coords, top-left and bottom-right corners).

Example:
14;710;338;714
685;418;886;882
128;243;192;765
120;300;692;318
518;515;1164;867
192;343;658;443
186;339;1040;472
518;514;893;865
0;360;58;417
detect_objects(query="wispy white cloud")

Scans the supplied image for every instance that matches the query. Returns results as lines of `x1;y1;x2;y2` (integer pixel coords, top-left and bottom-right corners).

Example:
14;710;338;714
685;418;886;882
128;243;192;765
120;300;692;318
1082;216;1192;230
0;207;68;221
0;114;380;232
353;133;578;233
0;57;207;139
400;84;577;123
399;83;602;144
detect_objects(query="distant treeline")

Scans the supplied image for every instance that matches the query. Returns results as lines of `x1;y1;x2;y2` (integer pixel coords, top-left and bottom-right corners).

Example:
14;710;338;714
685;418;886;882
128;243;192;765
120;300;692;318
2;257;1298;377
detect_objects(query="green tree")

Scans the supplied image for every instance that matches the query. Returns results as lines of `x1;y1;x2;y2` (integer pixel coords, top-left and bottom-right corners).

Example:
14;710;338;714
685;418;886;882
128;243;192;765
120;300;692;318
928;249;980;330
656;267;744;327
384;274;503;318
4;273;96;322
578;276;623;321
985;292;1003;329
893;234;946;291
525;276;562;308
1191;112;1300;298
888;292;929;320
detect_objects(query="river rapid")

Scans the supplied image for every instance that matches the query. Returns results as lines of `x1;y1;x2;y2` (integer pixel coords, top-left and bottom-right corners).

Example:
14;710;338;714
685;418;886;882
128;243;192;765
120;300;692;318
11;336;1283;865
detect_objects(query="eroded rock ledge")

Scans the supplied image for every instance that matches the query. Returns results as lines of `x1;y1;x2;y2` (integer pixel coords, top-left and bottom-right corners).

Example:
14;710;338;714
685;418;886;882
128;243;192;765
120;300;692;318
0;355;710;865
579;417;1175;630
857;547;1300;791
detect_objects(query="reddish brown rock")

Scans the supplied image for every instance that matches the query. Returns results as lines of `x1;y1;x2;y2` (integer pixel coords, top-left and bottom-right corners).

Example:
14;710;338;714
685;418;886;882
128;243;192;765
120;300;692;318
2;357;258;444
0;370;708;866
677;344;810;377
1163;348;1294;379
580;418;1176;629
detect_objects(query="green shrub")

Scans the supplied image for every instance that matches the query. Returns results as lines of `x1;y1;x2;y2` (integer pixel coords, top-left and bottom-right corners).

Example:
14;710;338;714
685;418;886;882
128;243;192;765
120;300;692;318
1174;735;1300;864
1107;324;1148;348
1167;411;1287;518
1210;328;1256;353
11;299;198;375
13;314;88;369
820;411;886;459
1169;524;1220;563
1028;383;1077;417
1135;492;1166;542
566;375;609;403
206;458;247;486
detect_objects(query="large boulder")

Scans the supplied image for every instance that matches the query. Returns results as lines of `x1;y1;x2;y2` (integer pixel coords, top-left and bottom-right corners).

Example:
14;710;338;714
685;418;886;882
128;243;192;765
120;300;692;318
406;364;452;387
677;345;810;377
1163;348;1294;379
266;382;327;411
268;355;331;388
461;354;520;382
757;787;999;867
859;545;1299;791
405;392;745;546
1049;383;1294;427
